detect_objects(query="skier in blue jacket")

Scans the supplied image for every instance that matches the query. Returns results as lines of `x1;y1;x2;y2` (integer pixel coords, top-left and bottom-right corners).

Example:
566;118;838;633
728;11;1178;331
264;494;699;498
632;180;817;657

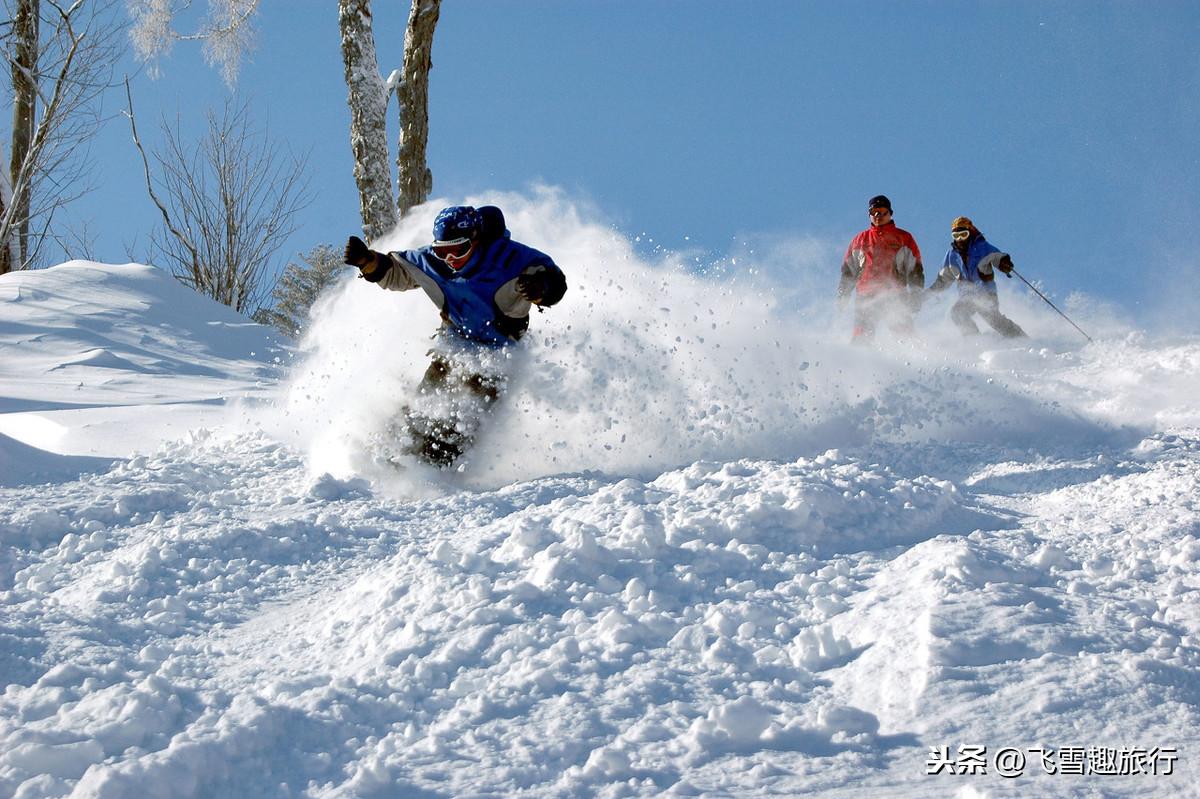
927;216;1026;338
343;205;567;467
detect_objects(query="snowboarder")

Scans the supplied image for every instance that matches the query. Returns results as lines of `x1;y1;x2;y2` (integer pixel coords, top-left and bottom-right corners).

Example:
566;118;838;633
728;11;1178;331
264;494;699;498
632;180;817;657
837;195;925;341
927;216;1026;338
343;205;567;467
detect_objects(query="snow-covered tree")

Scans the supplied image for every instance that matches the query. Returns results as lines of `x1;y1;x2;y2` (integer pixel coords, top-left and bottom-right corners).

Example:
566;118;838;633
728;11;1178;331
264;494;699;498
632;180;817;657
339;0;440;239
126;0;258;87
252;243;345;338
338;0;396;242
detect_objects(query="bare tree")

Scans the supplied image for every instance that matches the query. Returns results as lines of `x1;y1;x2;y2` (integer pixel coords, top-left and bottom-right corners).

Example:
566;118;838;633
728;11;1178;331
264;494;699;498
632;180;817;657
338;0;395;241
339;0;440;238
126;0;259;87
394;0;439;218
125;82;312;314
0;0;123;274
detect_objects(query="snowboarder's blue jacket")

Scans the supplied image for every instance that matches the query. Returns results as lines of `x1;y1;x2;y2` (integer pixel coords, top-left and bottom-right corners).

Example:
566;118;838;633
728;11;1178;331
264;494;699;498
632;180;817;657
361;210;566;346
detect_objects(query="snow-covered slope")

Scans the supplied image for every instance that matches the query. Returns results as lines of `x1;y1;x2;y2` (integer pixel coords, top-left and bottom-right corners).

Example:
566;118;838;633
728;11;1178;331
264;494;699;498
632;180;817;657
0;260;286;467
2;207;1199;798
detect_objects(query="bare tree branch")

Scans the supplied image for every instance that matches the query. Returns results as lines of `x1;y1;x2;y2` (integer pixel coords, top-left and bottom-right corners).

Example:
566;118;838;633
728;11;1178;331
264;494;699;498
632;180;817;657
127;0;259;87
127;88;313;315
123;75;199;272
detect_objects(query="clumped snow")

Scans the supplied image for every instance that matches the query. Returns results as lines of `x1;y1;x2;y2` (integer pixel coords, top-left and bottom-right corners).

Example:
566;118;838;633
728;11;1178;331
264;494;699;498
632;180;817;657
2;195;1199;798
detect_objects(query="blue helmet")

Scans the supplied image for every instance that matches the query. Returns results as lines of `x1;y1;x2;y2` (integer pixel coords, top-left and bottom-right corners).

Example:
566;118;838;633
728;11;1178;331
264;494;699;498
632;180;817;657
432;206;481;244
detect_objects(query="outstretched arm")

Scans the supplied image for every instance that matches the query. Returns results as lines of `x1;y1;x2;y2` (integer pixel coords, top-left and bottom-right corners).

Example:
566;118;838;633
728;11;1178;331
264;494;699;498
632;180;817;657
927;249;960;293
344;236;394;283
928;267;955;292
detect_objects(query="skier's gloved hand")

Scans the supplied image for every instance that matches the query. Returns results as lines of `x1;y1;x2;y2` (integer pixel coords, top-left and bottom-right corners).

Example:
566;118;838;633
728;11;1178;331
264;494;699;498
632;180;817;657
516;272;547;303
344;236;371;268
997;255;1014;276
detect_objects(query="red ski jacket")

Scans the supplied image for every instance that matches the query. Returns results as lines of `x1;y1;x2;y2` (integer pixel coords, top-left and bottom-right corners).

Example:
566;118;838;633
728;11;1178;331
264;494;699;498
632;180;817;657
838;222;924;298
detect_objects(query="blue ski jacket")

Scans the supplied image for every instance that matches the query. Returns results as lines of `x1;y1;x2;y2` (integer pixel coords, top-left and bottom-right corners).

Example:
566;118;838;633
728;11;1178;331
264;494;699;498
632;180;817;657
931;234;1011;295
362;214;566;347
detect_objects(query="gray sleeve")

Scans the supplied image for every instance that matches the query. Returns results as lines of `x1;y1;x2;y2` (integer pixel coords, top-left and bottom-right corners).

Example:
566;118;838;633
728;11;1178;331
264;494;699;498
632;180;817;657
494;276;534;318
375;253;423;291
976;251;1009;278
377;253;447;310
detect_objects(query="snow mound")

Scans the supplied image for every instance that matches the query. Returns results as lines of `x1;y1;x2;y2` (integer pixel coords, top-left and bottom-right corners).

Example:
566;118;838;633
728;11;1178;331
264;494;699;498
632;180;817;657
0;261;287;412
0;432;113;490
0;262;286;458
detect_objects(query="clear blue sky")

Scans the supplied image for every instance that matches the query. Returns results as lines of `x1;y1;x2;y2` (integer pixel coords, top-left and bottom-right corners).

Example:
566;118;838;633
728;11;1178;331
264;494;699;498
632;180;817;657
76;1;1200;322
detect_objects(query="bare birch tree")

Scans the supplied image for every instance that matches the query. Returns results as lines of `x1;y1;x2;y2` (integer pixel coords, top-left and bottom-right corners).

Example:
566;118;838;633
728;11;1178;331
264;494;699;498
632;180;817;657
339;0;440;238
394;0;439;218
338;0;395;241
126;85;312;314
0;0;122;274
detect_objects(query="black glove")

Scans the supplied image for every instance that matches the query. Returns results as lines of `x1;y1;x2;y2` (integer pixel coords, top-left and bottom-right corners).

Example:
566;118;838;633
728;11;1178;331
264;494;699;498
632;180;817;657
344;235;371;268
997;255;1014;275
516;272;547;303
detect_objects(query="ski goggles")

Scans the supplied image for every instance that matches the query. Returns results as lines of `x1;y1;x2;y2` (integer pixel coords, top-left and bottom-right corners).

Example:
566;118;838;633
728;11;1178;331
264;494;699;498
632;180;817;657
868;207;891;218
951;229;971;241
432;238;472;260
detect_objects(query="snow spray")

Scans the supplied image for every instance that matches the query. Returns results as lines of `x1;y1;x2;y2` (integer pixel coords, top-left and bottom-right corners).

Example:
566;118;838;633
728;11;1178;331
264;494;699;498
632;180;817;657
270;188;1153;494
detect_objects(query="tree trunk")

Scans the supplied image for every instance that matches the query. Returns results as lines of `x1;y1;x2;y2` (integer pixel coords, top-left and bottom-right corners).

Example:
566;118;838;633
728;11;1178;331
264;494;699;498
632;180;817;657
0;140;12;275
396;0;440;218
5;0;39;274
338;0;396;242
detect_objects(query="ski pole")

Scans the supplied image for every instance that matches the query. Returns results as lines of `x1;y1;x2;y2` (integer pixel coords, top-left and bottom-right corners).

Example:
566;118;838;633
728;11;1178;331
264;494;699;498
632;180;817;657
1008;267;1094;344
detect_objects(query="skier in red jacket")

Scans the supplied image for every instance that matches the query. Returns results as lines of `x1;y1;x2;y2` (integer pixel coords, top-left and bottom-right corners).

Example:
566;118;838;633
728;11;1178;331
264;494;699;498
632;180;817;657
837;195;925;341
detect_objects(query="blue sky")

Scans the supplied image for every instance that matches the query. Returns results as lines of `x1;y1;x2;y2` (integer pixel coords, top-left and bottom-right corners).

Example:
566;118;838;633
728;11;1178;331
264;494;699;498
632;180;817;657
75;1;1200;323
